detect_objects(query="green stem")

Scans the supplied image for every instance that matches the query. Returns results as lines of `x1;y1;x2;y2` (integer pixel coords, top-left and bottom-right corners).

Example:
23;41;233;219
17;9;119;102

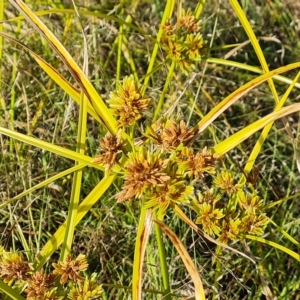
213;245;222;299
60;90;88;261
154;212;171;299
142;0;175;94
116;8;124;82
153;61;176;121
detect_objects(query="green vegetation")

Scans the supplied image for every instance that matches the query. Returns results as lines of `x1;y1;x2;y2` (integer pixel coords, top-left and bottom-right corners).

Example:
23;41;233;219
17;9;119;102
0;0;300;299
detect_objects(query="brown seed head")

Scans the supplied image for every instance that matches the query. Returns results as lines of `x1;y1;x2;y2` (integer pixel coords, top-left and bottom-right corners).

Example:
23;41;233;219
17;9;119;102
0;252;32;283
52;254;88;285
116;148;170;202
93;131;123;170
26;269;56;299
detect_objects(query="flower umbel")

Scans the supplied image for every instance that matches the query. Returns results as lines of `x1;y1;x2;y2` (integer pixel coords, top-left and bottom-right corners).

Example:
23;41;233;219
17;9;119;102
237;190;263;212
0;252;32;283
68;273;102;300
108;75;150;127
93;131;123;170
145;178;193;216
218;218;242;244
240;209;269;236
177;146;219;179
161;9;206;74
214;170;241;194
185;33;205;60
161;119;195;151
178;9;201;33
26;270;57;300
196;203;224;236
52;254;88;285
116;148;170;202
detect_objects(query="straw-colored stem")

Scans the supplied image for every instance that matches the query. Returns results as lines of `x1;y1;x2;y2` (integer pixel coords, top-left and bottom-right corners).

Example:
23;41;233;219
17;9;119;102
132;206;148;300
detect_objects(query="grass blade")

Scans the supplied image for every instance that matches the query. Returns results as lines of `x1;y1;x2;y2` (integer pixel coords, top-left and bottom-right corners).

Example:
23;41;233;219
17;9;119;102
132;208;153;300
229;0;279;103
214;103;300;155
59;0;89;261
0;164;87;209
154;219;206;300
193;62;300;137
9;0;117;133
35;173;116;269
0;280;25;300
3;8;148;37
268;218;300;248
0;31;100;122
243;71;300;175
245;235;300;261
0;126;103;170
265;193;300;209
207;57;300;89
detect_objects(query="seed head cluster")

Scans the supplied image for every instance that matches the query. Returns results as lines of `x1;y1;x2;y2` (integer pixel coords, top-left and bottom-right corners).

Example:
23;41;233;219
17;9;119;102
0;251;102;299
93;131;123;171
161;9;206;73
93;109;268;241
108;75;150;128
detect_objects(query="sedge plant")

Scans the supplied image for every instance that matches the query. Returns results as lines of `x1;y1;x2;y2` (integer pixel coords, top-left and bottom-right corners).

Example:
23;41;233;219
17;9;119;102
0;0;300;299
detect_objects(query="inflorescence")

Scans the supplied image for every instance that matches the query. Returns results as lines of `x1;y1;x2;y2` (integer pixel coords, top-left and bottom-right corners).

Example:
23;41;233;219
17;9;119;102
161;9;207;74
93;72;268;244
0;249;102;300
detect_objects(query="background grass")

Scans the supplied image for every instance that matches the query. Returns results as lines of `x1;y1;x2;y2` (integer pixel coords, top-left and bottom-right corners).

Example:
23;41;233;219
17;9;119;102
0;0;300;299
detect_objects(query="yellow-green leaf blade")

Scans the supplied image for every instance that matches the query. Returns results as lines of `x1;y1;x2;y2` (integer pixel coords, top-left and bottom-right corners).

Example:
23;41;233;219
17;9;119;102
0;280;25;300
214;103;300;155
268;218;300;248
0;30;101;123
243;71;300;175
245;235;300;261
4;8;148;37
0;126;103;170
229;0;279;103
194;62;300;137
207;57;300;89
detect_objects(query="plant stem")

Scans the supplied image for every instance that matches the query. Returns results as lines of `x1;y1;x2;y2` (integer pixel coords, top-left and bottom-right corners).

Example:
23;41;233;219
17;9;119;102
153;61;176;121
132;206;149;300
60;90;87;261
154;214;171;300
142;0;175;93
213;246;222;299
116;8;124;82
